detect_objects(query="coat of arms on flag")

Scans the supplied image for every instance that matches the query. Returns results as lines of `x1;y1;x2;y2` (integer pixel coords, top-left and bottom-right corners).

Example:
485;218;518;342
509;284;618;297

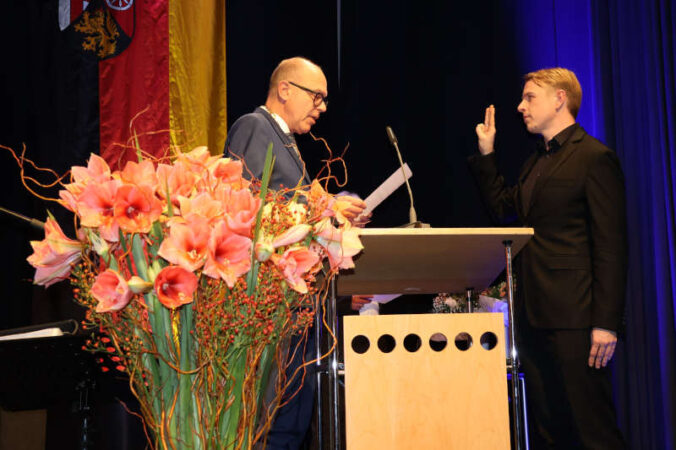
58;0;134;60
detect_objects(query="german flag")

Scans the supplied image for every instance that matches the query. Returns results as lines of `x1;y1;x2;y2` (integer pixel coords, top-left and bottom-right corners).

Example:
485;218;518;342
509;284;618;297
60;0;227;169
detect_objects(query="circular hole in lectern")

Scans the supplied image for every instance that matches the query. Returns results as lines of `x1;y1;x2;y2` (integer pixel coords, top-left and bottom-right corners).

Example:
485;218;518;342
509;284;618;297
429;332;447;352
403;334;422;352
454;332;473;351
351;335;370;354
377;334;396;353
480;332;498;350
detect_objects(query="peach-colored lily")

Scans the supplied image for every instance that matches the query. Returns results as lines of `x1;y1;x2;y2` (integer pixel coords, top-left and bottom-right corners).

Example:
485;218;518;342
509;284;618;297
91;269;133;312
313;218;363;270
114;184;163;234
27;217;84;287
158;216;211;272
202;220;252;287
271;247;320;294
154;265;198;309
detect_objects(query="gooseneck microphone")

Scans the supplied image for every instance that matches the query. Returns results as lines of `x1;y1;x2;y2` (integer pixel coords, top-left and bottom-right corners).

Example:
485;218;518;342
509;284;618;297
385;126;418;225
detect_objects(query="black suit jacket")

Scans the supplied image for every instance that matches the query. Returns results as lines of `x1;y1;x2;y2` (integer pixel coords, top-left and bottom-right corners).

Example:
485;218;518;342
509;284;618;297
223;107;311;190
468;125;627;331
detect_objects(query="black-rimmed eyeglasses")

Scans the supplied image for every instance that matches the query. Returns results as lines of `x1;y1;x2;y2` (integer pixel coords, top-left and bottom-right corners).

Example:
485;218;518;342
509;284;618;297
288;81;328;108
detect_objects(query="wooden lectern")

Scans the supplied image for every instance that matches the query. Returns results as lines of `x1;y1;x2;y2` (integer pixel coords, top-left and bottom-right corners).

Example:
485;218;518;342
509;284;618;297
323;228;533;450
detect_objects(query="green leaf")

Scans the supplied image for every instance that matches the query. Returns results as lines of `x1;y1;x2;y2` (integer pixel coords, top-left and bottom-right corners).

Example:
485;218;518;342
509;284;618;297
246;143;275;296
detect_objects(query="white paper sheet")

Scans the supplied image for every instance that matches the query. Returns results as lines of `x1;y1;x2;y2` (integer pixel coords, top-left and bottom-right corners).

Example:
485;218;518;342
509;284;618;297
357;165;411;315
363;163;412;214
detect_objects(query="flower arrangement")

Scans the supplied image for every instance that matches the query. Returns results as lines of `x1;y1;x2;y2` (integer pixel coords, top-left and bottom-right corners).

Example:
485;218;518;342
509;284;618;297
23;145;362;449
432;281;510;316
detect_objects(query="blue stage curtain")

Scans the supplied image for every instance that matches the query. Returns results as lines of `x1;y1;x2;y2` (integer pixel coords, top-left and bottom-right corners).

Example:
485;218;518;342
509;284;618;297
595;2;676;449
505;0;676;448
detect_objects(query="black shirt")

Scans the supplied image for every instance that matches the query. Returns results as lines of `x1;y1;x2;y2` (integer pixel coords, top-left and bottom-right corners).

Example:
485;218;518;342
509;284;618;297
520;123;579;213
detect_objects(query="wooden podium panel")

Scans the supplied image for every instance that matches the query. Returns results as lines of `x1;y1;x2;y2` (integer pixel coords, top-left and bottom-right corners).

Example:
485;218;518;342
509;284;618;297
338;228;533;295
344;313;509;450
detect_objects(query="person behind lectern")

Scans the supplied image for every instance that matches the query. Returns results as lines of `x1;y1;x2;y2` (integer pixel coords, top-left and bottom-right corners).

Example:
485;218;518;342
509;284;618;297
468;67;627;449
224;56;367;449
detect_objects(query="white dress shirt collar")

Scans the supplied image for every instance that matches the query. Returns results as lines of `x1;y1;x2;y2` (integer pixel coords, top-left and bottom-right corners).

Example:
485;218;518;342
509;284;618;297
261;105;291;135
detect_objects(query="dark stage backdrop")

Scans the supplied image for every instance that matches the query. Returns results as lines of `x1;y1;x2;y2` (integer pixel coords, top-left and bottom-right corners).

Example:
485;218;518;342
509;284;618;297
226;1;676;448
1;0;674;449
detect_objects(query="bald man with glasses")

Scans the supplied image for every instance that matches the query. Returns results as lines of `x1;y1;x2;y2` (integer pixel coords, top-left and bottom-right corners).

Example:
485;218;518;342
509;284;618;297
224;57;366;449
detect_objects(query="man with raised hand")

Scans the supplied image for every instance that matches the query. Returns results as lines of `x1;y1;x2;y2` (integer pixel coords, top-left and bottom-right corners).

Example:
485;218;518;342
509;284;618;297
469;68;627;449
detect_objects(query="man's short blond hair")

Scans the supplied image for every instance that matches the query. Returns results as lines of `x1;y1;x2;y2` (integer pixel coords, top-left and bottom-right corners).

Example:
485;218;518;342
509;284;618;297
524;68;582;118
268;57;321;97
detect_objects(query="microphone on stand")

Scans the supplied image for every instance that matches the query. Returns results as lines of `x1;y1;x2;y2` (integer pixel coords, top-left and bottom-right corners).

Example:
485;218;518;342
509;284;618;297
385;126;427;228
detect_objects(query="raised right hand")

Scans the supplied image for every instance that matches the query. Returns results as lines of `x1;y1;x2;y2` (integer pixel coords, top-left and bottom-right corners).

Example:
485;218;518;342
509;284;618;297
475;105;496;155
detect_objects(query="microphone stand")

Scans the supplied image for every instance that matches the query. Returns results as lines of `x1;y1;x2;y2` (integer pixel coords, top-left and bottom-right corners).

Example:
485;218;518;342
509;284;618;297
0;206;45;229
386;126;429;228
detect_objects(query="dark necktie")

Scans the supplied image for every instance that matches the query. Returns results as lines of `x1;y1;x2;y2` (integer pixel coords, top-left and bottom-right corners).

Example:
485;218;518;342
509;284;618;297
287;133;301;159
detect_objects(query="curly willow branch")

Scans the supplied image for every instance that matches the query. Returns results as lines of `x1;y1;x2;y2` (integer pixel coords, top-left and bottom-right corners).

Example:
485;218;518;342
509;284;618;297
0;143;69;203
309;132;350;190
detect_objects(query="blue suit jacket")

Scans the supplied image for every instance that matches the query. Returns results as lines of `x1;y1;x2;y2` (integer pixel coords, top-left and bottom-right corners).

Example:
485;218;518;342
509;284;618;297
224;107;311;191
224;108;316;448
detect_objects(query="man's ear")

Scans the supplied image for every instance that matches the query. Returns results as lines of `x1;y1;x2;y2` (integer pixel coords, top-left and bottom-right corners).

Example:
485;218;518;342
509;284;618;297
277;80;291;102
555;89;568;111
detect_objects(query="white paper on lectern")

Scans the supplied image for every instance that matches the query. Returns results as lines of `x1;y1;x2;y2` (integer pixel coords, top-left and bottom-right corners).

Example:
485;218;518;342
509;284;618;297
363;163;412;214
372;294;400;304
358;294;401;315
357;166;410;315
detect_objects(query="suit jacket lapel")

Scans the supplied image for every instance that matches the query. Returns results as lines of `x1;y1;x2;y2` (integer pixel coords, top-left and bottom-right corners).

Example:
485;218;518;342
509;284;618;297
256;107;312;185
525;127;586;216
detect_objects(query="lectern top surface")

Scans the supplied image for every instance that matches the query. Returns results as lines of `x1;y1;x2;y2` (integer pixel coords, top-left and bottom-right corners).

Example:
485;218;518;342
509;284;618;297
337;227;533;295
358;227;535;236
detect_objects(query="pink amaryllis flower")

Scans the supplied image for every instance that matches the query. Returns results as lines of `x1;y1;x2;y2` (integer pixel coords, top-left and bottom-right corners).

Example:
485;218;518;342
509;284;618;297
215;186;261;236
116;160;158;193
175;146;220;182
114;184;163;234
71;154;112;185
154;265;198;309
27;217;84;287
313;218;363;270
59;154;112;212
202;220;252;287
156;163;198;208
158;216;211;271
271;247;320;294
177;192;224;223
75;179;121;241
205;158;250;191
91;269;133;313
271;224;312;248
